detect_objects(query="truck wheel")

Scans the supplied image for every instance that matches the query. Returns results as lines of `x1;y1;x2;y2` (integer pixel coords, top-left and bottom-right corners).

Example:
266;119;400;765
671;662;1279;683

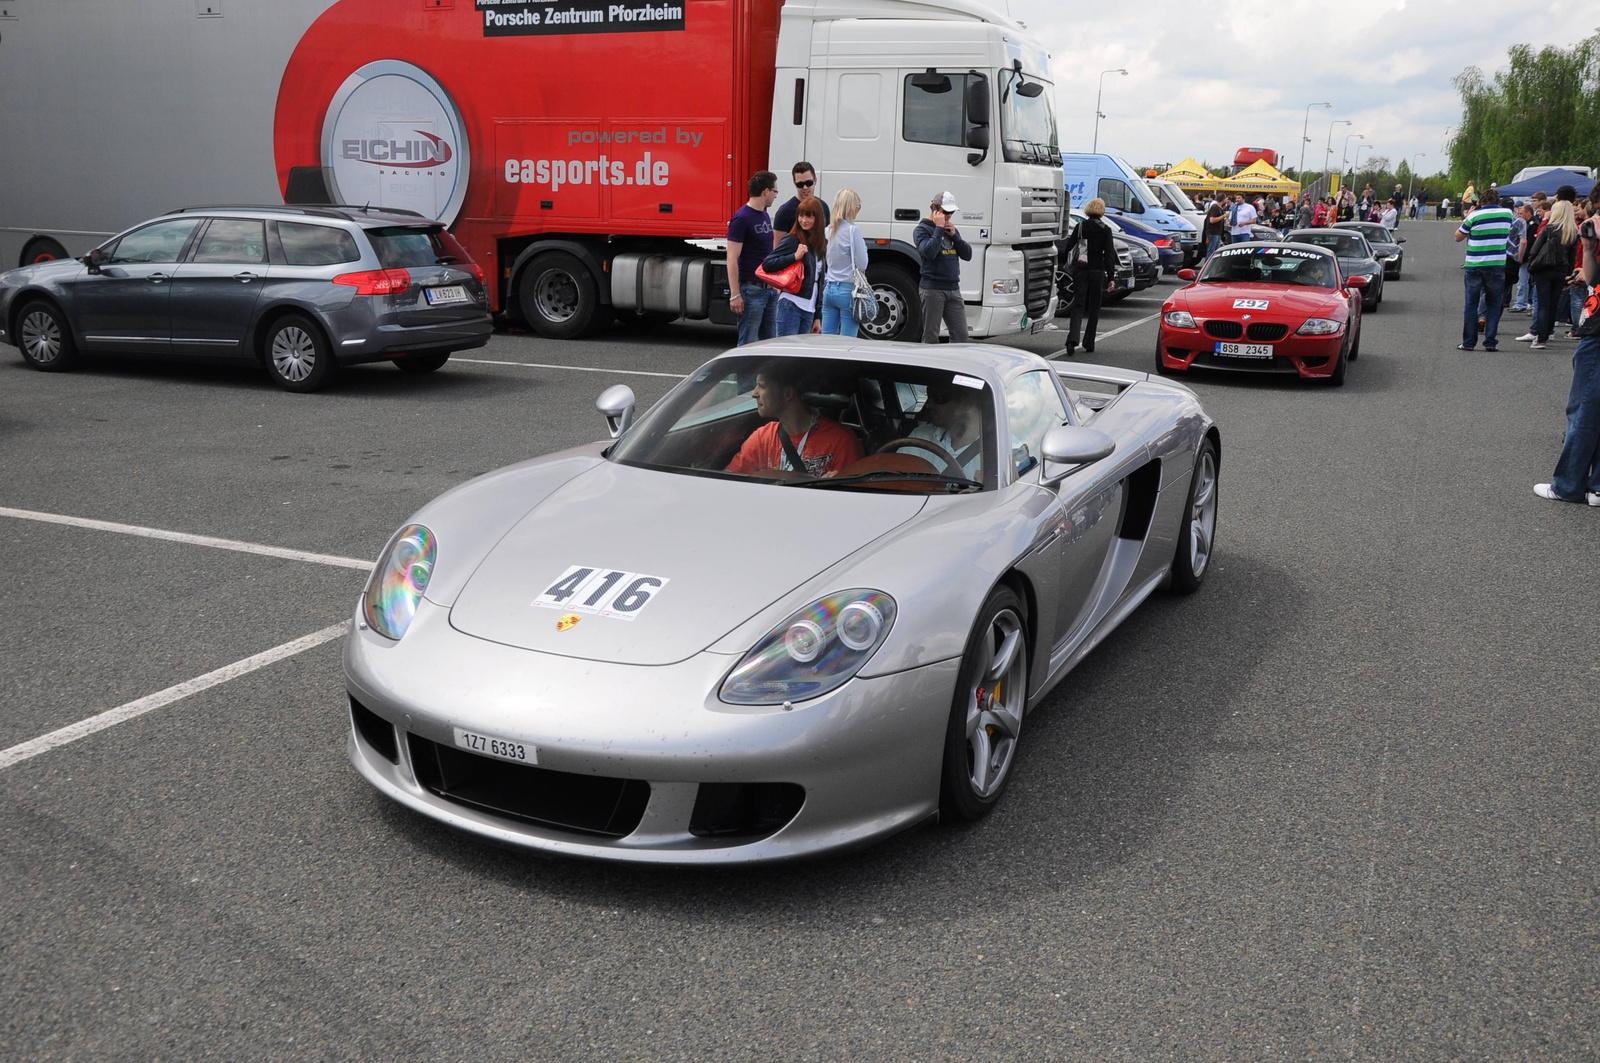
20;237;69;267
517;251;600;339
860;263;920;342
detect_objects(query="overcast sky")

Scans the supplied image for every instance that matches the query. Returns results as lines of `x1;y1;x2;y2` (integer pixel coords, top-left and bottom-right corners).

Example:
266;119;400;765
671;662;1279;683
987;0;1597;180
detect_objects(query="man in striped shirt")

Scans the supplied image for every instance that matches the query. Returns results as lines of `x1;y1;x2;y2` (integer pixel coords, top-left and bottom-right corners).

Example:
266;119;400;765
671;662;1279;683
1454;188;1514;351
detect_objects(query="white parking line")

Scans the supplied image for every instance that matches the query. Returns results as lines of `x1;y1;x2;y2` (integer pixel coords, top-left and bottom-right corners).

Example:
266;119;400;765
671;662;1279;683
453;358;687;379
1096;311;1162;340
0;507;373;571
0;624;347;771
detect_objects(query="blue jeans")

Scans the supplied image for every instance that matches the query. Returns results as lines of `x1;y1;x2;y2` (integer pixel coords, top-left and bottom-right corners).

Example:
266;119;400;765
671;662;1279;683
819;280;858;336
773;297;814;336
1462;268;1504;348
736;283;777;346
1512;263;1531;309
1204;234;1223;258
1532;275;1564;342
1551;332;1600;498
1231;231;1251;243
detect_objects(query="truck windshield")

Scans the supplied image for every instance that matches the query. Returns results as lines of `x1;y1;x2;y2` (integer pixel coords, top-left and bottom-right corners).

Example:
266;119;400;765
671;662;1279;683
998;70;1059;165
1159;183;1197;212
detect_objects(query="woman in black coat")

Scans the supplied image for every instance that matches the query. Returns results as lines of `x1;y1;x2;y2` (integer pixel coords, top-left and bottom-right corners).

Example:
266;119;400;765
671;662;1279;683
1059;198;1120;356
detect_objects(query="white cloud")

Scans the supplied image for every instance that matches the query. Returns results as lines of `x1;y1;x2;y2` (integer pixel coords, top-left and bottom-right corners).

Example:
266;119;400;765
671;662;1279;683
981;0;1598;179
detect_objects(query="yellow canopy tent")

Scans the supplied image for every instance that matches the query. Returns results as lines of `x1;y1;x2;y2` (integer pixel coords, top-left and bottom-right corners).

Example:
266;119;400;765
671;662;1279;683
1217;159;1301;195
1158;157;1219;192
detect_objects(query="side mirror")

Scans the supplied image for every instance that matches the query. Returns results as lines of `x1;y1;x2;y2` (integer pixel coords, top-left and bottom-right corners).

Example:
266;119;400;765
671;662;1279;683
85;248;105;274
1396;235;1406;243
964;124;990;151
596;383;637;438
1177;268;1196;281
1041;424;1116;468
1345;275;1368;290
964;74;990;126
1127;198;1145;214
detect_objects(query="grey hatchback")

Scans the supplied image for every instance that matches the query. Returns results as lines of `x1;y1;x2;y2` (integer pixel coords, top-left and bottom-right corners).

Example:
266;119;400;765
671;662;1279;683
0;205;492;391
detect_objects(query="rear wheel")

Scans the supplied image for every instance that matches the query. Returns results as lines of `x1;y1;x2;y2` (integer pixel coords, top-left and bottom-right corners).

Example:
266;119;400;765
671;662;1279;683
860;263;920;341
1168;438;1218;594
16;299;77;371
516;251;601;339
395;350;450;374
940;585;1029;822
263;314;337;392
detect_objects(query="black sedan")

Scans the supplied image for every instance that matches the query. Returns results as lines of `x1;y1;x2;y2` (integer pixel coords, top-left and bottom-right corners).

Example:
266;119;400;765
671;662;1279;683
1333;221;1406;278
1283;228;1385;310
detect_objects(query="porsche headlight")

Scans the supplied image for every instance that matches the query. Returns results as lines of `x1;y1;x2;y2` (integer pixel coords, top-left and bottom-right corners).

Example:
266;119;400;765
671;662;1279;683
1163;310;1196;329
1297;318;1342;335
363;524;435;640
720;590;897;705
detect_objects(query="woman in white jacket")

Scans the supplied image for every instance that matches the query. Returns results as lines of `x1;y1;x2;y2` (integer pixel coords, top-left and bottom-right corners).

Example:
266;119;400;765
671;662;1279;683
820;188;870;336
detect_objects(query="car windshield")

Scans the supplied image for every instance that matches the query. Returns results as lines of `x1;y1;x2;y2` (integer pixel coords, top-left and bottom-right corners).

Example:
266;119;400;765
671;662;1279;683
1197;245;1338;288
1291;232;1366;257
998;70;1059;165
609;355;999;492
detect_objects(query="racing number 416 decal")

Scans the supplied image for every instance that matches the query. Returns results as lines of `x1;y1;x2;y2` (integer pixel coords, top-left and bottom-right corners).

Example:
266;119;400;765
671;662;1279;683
532;564;669;621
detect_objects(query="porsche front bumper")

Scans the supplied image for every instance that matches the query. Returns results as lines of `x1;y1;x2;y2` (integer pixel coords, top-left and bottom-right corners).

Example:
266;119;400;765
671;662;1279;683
344;599;959;864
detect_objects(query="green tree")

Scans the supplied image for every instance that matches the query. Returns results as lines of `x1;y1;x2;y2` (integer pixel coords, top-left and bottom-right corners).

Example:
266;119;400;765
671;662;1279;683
1450;31;1600;189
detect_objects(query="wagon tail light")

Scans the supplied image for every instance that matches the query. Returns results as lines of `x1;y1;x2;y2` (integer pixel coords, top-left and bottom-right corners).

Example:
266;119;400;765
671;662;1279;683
468;261;487;286
332;268;412;296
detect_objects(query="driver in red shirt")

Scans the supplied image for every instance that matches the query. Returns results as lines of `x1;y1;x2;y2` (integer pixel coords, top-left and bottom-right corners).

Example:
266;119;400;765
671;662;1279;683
726;361;863;477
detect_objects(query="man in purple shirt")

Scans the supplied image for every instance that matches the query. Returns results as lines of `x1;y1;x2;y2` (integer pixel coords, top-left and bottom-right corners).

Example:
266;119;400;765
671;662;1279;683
727;171;779;345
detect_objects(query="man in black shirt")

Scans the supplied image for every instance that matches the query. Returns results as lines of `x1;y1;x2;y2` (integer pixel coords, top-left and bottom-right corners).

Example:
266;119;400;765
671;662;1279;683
773;161;831;236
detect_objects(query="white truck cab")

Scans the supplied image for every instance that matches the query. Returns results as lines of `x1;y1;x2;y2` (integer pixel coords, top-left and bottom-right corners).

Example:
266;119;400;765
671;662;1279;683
768;0;1064;338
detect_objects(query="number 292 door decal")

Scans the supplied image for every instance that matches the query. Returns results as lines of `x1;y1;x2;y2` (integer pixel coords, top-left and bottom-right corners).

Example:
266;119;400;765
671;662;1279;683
532;564;669;621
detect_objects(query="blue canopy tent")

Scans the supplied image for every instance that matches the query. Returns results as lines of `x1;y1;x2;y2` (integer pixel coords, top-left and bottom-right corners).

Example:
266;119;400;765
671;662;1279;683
1496;168;1594;199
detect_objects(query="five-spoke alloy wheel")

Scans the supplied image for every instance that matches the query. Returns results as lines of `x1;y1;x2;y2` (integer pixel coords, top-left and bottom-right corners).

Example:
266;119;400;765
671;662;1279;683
941;585;1029;820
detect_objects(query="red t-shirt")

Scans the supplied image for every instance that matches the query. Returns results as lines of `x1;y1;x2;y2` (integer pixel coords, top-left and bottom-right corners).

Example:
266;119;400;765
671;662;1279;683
726;416;863;477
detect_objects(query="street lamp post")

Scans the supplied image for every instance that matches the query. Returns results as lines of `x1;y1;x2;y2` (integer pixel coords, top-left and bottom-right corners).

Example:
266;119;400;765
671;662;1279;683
1406;151;1426;205
1352;143;1371;176
1092;68;1128;153
1300;102;1331;178
1340;132;1365;177
1323;119;1351;188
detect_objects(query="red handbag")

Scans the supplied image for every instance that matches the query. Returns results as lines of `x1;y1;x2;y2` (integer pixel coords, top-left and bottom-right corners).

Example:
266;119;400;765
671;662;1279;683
756;258;805;294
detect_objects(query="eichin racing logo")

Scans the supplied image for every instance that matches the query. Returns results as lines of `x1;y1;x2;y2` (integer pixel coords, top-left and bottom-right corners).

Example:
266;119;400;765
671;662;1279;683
340;130;454;169
321;60;471;225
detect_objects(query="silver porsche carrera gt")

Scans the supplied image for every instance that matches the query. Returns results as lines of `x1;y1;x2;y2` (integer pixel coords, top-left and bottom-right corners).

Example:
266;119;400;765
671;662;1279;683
344;338;1221;863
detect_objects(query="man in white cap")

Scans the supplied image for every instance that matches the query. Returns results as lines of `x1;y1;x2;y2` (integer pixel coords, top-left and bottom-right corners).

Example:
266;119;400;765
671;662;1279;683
913;191;973;343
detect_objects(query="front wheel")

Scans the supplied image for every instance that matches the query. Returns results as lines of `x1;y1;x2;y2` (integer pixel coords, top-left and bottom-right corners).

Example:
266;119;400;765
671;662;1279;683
16;299;78;371
263;314;337;392
860;263;920;341
1168;439;1218;594
940;585;1029;822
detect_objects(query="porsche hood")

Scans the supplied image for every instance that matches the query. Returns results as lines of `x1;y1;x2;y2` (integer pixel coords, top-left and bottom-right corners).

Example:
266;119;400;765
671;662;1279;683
446;461;926;665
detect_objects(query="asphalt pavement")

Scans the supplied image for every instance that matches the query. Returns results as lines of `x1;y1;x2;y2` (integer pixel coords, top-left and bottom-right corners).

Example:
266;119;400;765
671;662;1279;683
2;221;1596;1061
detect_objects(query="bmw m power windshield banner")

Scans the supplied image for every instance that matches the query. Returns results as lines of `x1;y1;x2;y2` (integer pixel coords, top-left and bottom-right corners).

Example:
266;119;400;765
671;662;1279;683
474;0;686;36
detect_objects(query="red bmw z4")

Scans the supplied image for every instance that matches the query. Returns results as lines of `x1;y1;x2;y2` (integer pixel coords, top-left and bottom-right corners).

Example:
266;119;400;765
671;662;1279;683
1157;242;1366;386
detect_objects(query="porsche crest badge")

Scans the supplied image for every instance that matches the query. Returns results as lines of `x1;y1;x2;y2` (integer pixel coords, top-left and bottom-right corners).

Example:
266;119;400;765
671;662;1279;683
556;614;581;632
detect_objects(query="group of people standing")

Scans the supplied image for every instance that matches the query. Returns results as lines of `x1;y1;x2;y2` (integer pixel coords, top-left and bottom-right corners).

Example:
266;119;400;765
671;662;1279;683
727;162;974;347
1452;181;1600;505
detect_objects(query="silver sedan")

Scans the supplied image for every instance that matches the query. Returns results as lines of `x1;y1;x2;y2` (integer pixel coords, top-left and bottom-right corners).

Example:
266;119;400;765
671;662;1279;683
344;339;1221;863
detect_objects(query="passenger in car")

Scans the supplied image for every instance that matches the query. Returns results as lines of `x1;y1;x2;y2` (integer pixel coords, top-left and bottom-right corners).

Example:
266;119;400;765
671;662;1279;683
909;381;984;479
726;361;864;477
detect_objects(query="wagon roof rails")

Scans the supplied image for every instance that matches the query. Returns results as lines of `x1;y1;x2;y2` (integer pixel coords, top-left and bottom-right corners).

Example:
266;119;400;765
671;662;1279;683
164;204;431;221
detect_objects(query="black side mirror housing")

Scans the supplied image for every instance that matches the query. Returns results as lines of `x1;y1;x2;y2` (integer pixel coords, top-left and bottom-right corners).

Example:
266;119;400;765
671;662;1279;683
964;74;990;127
85;248;105;274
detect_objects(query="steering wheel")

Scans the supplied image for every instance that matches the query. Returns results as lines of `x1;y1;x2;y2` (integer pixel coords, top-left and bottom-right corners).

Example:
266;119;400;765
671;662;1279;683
877;437;967;478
